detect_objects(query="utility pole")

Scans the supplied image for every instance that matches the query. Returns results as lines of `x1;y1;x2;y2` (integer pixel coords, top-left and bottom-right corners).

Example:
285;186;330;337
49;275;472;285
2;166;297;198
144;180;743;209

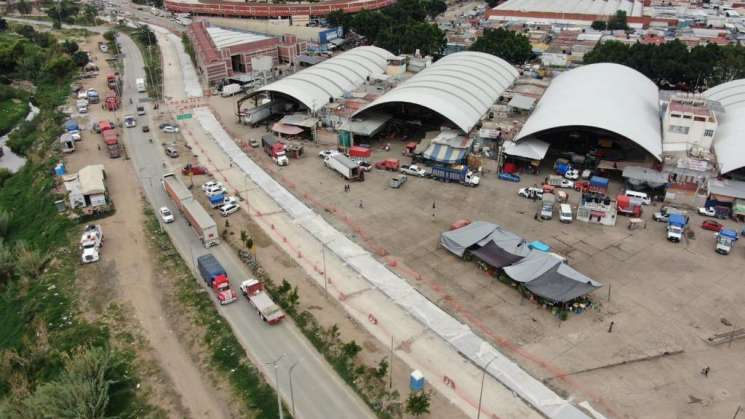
322;241;328;298
288;360;300;417
388;336;394;389
477;356;498;419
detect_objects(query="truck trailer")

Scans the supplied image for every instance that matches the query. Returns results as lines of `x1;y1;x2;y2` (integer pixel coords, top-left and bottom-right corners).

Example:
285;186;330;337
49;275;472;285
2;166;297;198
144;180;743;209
324;153;364;181
102;129;121;158
197;254;237;305
239;279;285;324
162;173;220;247
431;166;479;187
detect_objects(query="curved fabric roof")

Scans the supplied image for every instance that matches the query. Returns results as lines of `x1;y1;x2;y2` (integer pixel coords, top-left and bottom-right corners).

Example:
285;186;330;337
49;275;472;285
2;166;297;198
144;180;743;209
515;63;663;160
257;46;393;112
704;79;745;174
353;52;519;133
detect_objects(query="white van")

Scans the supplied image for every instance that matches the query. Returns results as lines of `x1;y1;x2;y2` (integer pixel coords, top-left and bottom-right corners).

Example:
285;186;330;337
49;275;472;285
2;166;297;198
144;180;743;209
559;204;573;223
624;190;651;205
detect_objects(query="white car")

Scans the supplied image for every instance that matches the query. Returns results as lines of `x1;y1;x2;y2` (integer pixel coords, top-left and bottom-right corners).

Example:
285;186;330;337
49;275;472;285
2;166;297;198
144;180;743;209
160;124;179;133
319;149;339;159
159;206;175;223
564;169;580;180
77;90;88;99
557;179;574;189
222;196;238;207
219;202;240;217
123;115;136;128
400;164;427;177
204;185;226;196
201;181;224;192
698;207;716;217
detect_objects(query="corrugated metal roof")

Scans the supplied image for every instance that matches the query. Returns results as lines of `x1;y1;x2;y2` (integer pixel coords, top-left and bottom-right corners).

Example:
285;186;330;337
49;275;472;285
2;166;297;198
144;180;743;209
704;79;745;174
494;0;643;17
257;46;393;112
515;63;663;160
353;52;519;133
206;26;271;49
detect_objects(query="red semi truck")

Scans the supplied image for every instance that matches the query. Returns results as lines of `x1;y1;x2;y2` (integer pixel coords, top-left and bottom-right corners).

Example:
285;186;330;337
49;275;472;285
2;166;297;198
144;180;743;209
261;134;288;166
239;279;285;324
101;129;121;158
616;195;642;217
197;254;237;305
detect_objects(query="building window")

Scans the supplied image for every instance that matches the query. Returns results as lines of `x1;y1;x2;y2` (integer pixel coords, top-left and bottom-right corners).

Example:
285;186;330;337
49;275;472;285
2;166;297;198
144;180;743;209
704;129;715;137
671;113;681;118
668;125;690;135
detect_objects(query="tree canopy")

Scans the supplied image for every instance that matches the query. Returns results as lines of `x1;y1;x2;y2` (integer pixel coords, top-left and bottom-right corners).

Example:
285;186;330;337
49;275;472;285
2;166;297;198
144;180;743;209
584;40;745;90
330;0;447;56
469;28;533;64
44;0;80;29
607;10;629;30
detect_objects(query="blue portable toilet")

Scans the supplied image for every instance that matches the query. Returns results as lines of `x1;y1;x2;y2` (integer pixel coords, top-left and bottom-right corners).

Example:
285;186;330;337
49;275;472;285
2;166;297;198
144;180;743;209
54;162;65;176
528;241;550;252
410;370;425;391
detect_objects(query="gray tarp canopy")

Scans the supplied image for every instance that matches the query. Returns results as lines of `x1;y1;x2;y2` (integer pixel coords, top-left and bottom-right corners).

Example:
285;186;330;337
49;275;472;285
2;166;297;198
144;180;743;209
708;178;745;199
508;94;536;111
440;221;498;257
525;264;602;303
622;166;668;188
503;139;550;161
503;252;563;283
471;241;525;268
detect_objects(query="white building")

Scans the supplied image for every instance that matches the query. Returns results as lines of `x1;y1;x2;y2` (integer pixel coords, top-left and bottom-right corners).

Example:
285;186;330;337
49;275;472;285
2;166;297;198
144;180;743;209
662;95;718;155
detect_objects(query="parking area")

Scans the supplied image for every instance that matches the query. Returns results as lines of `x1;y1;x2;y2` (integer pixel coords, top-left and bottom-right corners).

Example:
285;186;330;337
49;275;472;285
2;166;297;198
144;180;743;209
203;93;745;418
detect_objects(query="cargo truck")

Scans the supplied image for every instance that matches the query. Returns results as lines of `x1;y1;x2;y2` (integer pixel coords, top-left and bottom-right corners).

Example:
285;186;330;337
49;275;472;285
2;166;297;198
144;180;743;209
239;279;285;324
715;229;738;255
667;213;688;242
197;254;237;305
162;173;220;247
348;145;372;161
540;194;555;220
546;175;573;189
136;78;146;93
616;195;642;217
324;153;364;181
261;134;288;166
431;166;480;187
102;130;121;158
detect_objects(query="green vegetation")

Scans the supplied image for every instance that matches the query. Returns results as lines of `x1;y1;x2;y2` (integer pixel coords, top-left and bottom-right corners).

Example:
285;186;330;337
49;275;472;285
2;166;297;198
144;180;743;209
405;391;431;417
591;20;607;31
607;10;630;30
584;40;745;90
145;211;288;419
0;86;29;137
236;246;402;418
328;0;447;56
182;32;198;69
0;24;157;417
470;27;533;65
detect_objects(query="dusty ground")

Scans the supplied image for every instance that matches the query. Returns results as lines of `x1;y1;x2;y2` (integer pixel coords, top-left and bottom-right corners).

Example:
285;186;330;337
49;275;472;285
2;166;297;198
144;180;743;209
200;92;745;419
64;34;231;419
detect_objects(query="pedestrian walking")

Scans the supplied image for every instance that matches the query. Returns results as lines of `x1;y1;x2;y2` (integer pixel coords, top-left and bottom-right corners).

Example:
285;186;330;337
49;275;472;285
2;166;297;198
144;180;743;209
608;321;615;333
701;366;710;377
97;144;100;151
359;200;363;209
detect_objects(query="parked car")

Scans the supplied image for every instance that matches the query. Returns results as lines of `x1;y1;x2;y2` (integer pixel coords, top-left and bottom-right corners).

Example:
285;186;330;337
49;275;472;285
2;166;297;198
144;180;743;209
136;105;146;116
389;174;407;188
498;172;520;182
400;164;427;177
204;185;225;195
375;159;400;171
201;181;224;192
219;202;240;217
319;149;339;159
249;138;260;148
142;125;150;133
160;123;179;133
164;146;179;158
564;169;580;180
518;186;543;199
222;196;238;207
574;181;590;192
182;164;208;176
698;207;716;217
123;115;136;128
701;220;724;232
159;207;175;223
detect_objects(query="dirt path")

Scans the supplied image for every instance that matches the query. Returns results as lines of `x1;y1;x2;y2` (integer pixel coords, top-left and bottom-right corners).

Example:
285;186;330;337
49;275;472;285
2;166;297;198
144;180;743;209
67;34;229;419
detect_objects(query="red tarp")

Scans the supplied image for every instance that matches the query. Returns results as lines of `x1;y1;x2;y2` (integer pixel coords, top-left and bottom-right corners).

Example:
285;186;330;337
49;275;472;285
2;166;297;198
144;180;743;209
502;162;518;173
349;146;372;158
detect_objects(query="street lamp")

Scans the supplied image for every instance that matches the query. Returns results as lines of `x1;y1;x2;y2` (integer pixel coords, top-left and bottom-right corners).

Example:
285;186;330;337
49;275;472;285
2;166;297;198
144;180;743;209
288;360;300;417
266;354;286;419
477;356;499;419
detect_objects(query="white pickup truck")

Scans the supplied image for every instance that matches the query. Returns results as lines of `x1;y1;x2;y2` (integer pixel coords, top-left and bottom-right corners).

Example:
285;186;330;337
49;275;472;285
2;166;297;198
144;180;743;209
80;224;103;264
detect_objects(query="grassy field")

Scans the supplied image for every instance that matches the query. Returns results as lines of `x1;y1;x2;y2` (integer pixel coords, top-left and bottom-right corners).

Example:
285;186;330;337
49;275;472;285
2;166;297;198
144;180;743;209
0;86;29;137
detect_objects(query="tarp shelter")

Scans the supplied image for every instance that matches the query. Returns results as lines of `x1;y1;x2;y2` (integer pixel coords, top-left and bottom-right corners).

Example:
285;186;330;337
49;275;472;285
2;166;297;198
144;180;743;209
622;166;668;188
508;94;536;111
503;139;549;161
272;123;304;136
440;221;498;257
79;164;106;195
60;133;75;153
64;119;79;132
471;241;525;268
279;113;318;128
708;178;745;201
339;112;392;137
503;252;563;283
524;264;602;304
422;131;473;164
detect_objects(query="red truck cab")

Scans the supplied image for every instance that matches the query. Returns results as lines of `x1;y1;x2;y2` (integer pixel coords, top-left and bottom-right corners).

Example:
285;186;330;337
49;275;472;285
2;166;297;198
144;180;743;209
212;274;238;305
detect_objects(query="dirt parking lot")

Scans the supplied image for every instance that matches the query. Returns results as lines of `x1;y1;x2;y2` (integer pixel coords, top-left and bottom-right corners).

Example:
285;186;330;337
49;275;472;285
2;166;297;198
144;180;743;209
201;93;745;419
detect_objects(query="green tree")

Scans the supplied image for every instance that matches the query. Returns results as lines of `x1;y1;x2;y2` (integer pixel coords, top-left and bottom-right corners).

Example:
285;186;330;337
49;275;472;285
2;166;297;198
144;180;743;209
71;50;89;67
45;0;80;29
0;18;7;32
0;209;9;238
591;20;607;30
0;242;14;281
469;28;532;64
81;4;97;24
405;391;431;416
583;40;631;65
42;55;75;80
16;0;33;14
16;24;36;40
103;30;117;43
135;25;157;47
61;39;79;55
607;10;629;30
327;10;348;27
486;0;499;6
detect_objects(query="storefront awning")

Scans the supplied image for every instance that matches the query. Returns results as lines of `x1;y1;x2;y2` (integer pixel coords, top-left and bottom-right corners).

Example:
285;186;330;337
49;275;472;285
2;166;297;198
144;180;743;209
503;139;549;161
422;143;468;163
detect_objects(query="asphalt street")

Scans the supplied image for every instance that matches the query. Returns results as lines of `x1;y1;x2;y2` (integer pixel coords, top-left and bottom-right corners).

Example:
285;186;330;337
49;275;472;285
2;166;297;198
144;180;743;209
116;33;374;419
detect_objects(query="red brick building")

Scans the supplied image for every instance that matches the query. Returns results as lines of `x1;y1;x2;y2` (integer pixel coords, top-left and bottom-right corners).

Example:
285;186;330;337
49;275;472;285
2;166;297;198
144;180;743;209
188;21;305;86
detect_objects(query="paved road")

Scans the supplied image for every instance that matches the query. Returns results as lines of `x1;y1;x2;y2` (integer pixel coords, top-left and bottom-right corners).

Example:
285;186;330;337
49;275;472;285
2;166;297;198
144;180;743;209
116;34;374;419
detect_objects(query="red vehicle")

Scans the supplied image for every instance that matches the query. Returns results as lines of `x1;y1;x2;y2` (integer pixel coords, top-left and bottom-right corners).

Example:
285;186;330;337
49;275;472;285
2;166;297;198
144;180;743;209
105;96;120;111
240;279;285;324
616;195;642;217
574;180;590;192
449;219;472;231
701;220;724;232
348;145;372;159
182;164;209;176
102;129;121;158
99;120;113;132
403;142;417;156
375;159;400;171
